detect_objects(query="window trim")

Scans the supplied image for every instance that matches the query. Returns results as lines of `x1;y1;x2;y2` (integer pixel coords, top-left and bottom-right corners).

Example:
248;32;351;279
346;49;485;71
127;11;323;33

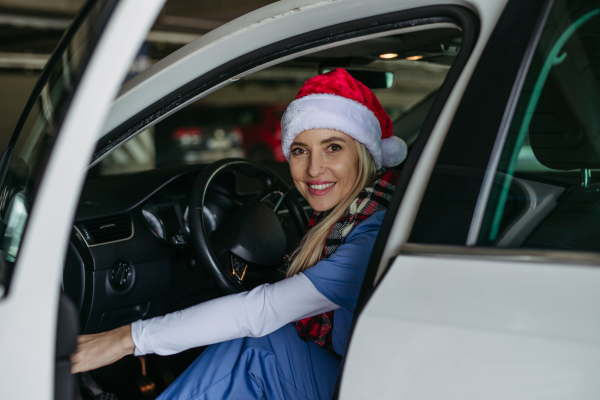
401;243;600;267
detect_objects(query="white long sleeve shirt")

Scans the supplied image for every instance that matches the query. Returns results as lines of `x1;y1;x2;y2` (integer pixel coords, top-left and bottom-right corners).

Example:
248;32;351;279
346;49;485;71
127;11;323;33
131;273;338;356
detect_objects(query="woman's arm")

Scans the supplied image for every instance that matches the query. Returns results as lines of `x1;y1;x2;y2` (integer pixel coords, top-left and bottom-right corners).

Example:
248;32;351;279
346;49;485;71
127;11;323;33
131;273;337;356
71;272;337;372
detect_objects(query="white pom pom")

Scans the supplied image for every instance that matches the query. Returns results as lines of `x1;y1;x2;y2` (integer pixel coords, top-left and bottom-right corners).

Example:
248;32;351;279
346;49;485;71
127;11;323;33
381;136;407;167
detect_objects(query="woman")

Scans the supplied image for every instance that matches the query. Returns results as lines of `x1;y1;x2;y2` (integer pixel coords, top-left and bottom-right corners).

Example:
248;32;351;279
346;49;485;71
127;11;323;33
71;68;407;400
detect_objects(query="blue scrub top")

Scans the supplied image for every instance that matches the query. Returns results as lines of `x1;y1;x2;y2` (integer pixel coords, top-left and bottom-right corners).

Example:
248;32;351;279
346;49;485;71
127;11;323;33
303;211;385;356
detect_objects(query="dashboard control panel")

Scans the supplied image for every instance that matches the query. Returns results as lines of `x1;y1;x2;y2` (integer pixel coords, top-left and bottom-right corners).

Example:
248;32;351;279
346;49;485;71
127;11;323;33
109;260;134;291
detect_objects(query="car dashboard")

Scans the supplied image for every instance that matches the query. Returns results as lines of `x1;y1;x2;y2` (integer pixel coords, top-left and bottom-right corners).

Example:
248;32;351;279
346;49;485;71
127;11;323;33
64;164;305;334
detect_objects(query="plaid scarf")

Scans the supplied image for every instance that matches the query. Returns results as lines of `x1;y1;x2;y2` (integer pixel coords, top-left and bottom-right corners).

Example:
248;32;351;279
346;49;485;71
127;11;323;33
295;170;399;347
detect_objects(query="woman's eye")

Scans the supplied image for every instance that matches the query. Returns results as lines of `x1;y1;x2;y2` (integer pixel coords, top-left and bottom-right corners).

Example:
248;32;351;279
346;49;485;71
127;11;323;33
328;144;342;152
291;148;306;156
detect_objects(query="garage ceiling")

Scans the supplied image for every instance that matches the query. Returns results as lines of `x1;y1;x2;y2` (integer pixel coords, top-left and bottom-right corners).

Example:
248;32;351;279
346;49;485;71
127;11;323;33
0;0;83;15
0;0;278;66
0;0;277;21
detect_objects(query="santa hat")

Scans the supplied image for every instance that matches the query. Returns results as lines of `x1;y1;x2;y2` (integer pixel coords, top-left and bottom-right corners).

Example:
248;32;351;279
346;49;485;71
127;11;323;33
281;68;407;170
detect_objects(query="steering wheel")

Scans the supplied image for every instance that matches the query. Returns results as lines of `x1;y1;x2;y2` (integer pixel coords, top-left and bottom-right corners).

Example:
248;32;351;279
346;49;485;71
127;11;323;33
189;159;309;294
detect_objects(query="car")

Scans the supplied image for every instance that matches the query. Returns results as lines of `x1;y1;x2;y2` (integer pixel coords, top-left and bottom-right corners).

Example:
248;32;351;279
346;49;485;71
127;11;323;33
1;0;600;398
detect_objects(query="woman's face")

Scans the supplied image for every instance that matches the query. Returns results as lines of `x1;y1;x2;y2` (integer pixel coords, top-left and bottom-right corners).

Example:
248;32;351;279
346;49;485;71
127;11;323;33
289;129;359;212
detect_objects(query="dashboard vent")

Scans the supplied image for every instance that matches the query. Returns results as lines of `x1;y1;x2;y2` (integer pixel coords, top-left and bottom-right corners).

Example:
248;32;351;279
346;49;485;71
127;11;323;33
78;214;133;245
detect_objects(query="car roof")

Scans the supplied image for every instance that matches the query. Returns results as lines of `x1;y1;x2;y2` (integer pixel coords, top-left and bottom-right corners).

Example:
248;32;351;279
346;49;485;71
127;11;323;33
98;0;506;154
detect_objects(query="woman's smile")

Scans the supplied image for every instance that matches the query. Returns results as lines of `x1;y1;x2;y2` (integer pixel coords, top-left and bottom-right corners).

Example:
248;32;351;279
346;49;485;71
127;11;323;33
307;180;336;195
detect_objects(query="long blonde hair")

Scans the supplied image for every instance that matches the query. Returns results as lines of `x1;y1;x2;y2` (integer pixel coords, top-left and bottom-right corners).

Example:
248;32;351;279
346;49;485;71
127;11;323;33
286;140;377;278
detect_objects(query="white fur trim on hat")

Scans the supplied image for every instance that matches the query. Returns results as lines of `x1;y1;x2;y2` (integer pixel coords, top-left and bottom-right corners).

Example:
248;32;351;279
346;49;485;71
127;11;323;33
382;136;407;166
281;93;407;169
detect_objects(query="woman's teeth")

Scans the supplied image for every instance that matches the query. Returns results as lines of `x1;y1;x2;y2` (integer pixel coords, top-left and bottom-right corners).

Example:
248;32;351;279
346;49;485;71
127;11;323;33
310;183;335;190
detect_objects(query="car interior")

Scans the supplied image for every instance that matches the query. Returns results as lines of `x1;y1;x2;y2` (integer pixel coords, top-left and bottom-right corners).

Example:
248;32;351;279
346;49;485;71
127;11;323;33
54;25;464;399
477;2;600;251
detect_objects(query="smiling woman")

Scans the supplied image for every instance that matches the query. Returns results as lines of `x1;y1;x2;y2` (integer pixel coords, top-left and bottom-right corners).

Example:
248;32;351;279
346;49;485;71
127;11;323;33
72;68;407;400
282;69;405;280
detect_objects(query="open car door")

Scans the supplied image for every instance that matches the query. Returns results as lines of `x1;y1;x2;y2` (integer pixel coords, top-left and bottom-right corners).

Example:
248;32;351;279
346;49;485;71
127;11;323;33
0;0;164;398
338;0;600;398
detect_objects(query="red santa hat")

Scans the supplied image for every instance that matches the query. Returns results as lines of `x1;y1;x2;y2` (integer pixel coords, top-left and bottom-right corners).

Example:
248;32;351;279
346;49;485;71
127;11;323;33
281;68;407;170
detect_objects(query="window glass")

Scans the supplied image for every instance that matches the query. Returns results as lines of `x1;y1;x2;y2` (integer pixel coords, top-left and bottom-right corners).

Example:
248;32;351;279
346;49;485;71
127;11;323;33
0;1;111;294
477;0;600;251
92;26;463;176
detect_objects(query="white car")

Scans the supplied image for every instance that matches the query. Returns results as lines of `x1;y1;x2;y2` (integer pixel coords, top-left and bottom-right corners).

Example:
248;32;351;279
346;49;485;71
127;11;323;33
1;0;600;398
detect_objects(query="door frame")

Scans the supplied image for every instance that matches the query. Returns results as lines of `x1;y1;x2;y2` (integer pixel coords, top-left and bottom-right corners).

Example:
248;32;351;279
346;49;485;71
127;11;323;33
0;0;165;398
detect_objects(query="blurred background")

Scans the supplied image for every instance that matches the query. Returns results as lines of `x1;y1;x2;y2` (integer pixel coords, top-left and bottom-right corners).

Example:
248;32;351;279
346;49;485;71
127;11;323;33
0;0;278;150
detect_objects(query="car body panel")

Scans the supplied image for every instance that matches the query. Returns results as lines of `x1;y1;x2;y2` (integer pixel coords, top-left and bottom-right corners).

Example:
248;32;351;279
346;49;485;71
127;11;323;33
0;1;164;398
341;254;600;399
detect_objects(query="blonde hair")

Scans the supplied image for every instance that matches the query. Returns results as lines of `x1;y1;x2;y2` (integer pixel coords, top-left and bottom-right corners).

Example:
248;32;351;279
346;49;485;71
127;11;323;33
286;141;377;278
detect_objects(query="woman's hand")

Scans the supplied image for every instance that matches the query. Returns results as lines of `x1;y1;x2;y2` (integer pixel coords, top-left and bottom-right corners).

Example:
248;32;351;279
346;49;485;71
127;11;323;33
71;325;135;374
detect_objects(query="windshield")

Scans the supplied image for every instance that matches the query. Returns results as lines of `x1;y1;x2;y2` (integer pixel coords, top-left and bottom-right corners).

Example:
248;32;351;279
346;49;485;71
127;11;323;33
0;0;112;295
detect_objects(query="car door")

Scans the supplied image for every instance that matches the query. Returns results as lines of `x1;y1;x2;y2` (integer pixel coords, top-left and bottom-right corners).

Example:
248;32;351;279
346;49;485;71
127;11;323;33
339;0;600;399
0;0;164;399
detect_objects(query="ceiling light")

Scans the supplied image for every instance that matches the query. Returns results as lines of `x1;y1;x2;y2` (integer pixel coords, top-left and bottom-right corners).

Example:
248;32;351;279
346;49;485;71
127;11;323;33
406;55;424;61
379;53;398;59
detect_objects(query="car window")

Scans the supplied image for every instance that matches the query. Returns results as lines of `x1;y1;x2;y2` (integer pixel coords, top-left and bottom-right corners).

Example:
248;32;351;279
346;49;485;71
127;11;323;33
91;26;463;177
475;0;600;251
407;0;600;251
0;1;112;294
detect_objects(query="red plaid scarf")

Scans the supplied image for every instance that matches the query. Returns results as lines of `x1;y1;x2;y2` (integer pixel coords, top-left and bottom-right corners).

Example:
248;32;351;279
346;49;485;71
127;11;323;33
295;170;399;347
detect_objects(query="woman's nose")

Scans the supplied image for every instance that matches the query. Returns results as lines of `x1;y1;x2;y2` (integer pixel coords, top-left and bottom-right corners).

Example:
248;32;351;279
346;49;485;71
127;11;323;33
307;154;324;176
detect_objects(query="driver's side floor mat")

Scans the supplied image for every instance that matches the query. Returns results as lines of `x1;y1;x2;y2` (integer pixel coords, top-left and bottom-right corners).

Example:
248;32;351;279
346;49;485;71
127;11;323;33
81;347;205;400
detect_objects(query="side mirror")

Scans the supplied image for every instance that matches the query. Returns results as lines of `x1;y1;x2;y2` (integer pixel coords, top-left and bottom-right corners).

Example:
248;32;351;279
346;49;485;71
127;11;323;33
321;68;394;89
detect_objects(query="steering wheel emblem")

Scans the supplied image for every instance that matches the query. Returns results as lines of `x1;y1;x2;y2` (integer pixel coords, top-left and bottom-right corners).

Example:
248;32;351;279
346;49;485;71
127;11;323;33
231;255;248;282
260;191;286;212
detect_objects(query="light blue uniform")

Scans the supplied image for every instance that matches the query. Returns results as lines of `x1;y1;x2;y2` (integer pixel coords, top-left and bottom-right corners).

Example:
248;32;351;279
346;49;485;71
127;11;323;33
157;211;385;400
